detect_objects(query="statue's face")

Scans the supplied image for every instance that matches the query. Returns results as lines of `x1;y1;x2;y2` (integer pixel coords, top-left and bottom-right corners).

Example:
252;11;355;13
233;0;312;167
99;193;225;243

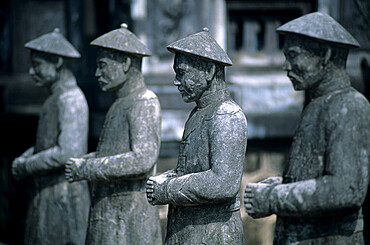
95;54;127;92
173;53;208;103
29;54;58;87
282;37;324;91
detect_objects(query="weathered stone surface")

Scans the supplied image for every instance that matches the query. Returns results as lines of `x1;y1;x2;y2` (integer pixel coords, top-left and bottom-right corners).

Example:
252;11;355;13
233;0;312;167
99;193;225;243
147;29;247;244
90;23;151;57
65;24;162;245
167;27;232;66
11;31;90;245
24;28;81;58
245;12;370;245
276;12;360;49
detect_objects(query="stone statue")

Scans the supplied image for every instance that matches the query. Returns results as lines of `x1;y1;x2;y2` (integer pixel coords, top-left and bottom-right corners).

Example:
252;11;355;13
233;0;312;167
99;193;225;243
244;12;370;245
146;28;248;244
65;24;162;245
11;29;90;245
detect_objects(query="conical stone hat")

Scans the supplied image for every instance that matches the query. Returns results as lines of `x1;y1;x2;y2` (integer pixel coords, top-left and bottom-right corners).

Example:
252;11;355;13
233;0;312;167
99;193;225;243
167;27;232;66
25;28;81;58
90;23;151;57
276;12;360;49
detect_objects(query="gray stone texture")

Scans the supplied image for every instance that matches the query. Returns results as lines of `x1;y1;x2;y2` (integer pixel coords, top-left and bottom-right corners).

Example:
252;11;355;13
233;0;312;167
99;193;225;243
244;12;370;245
11;30;90;245
24;28;81;58
276;12;360;49
163;89;246;244
83;84;162;244
90;23;152;57
167;27;232;66
147;29;247;244
65;25;162;244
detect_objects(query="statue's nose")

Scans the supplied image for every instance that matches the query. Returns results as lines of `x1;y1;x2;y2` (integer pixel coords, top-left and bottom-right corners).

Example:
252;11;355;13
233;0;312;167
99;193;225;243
29;67;35;76
283;60;291;71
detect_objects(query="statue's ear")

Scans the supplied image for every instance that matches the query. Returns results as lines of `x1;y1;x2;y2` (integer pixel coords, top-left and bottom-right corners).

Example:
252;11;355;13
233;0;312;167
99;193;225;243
56;57;63;69
123;56;131;72
206;63;216;82
323;47;332;66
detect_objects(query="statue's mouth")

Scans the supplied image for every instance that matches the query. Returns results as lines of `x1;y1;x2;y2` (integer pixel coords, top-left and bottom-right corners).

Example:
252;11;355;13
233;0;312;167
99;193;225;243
98;79;109;85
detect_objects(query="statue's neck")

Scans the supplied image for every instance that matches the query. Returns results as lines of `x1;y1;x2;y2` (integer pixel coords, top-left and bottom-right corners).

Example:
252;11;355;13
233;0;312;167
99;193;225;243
115;72;146;98
196;77;228;108
308;68;350;100
49;68;76;94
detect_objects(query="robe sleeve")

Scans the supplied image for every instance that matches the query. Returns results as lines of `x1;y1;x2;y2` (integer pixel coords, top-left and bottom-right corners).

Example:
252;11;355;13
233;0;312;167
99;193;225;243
163;110;247;206
269;99;370;217
82;98;161;181
24;92;88;176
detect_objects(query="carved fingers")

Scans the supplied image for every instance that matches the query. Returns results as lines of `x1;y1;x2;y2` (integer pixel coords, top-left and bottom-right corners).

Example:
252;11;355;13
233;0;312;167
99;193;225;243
244;185;256;215
65;157;85;182
146;179;155;203
146;175;170;206
65;159;75;182
146;177;158;205
12;157;27;180
244;183;272;219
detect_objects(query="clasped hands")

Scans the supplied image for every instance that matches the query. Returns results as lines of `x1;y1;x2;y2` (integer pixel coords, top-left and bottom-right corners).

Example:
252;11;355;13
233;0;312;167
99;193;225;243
12;156;28;180
244;176;282;218
146;171;177;205
65;157;86;182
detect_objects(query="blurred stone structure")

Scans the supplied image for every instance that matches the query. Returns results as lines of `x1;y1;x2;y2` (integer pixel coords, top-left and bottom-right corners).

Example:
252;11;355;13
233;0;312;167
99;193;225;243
0;0;369;244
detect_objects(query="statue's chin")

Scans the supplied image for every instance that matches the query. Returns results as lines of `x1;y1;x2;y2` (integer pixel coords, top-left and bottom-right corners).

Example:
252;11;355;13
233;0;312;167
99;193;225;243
290;79;305;91
34;79;52;88
181;95;194;103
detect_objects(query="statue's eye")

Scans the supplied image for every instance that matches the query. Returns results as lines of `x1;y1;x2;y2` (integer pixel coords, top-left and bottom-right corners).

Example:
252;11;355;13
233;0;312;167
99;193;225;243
176;68;185;76
32;61;41;67
98;62;106;69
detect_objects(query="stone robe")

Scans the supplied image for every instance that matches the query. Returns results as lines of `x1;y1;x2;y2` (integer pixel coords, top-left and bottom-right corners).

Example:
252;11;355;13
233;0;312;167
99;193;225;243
23;76;90;245
82;84;162;245
164;90;247;244
270;85;370;245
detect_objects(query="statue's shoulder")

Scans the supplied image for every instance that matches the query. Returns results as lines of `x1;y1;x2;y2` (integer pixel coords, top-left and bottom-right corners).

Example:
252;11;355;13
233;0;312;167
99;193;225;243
54;84;88;117
206;100;245;121
58;86;87;107
326;88;370;112
324;88;370;125
214;99;242;115
134;89;160;109
128;89;161;118
140;89;158;101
